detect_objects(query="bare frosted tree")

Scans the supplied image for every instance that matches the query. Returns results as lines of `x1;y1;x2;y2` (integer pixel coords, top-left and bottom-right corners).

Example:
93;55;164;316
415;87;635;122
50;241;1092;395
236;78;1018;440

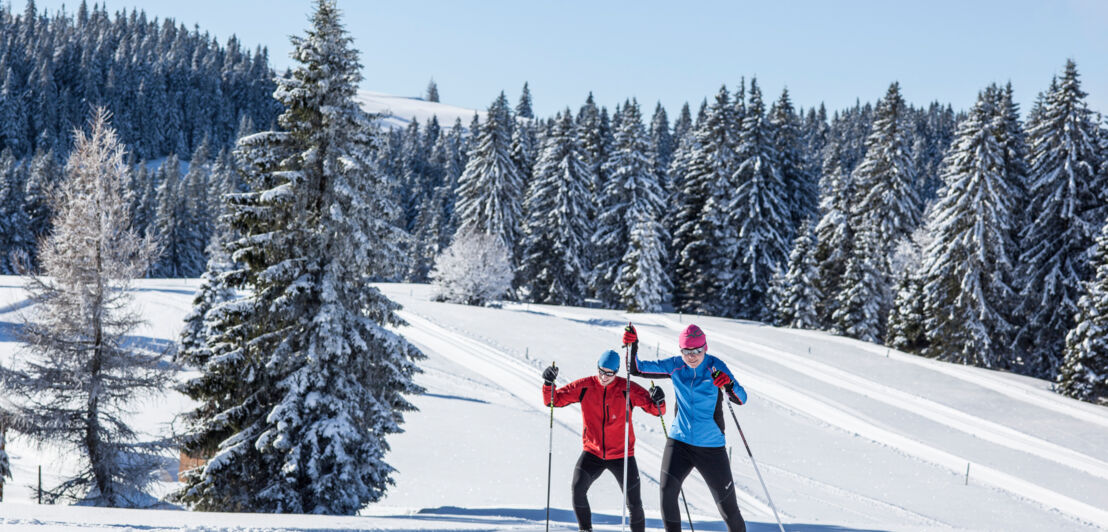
0;108;169;507
431;230;513;306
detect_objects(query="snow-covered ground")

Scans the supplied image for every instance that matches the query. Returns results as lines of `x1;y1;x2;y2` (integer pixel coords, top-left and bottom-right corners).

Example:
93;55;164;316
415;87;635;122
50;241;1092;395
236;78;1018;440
356;90;484;130
1;277;1106;531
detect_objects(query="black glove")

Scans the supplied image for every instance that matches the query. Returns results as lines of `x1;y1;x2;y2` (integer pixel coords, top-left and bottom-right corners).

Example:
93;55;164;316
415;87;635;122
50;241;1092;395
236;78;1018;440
649;384;665;406
542;364;559;385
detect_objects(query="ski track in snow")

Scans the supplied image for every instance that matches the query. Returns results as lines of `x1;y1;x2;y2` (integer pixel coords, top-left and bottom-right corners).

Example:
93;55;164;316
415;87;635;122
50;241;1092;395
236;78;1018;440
787;328;1108;431
763;464;954;530
659;319;1108;481
505;305;1108;530
395;310;782;522
395;307;966;530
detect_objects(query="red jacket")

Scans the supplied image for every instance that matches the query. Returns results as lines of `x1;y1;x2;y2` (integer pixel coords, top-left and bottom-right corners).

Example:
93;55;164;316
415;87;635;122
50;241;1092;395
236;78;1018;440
543;376;664;459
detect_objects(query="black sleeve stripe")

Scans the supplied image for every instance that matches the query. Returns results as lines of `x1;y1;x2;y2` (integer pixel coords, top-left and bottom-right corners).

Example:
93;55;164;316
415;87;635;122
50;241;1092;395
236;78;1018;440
578;387;588;402
714;390;726;434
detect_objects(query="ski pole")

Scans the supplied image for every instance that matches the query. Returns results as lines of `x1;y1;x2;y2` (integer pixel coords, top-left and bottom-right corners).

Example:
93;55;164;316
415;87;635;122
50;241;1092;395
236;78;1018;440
717;372;786;532
652;381;694;532
621;345;631;532
546;361;556;532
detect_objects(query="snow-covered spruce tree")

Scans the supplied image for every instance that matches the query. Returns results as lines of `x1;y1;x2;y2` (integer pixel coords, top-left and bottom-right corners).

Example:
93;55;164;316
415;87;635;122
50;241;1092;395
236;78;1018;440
884;226;931;354
431;229;513;306
840;82;918;339
995;83;1030;254
175;1;424;513
850;82;920;252
518;111;592;305
425;78;439;102
510;114;536;186
183;141;215;269
769;87;815;237
812;142;855;331
619;206;671;313
0;149;32;273
672;86;738;315
594;101;654;305
802;104;831;184
1014;60;1105;377
0;109;168;506
833;227;888;343
727;79;789;321
516;82;534;119
919;86;1019;368
595;101;671;312
732;77;747;129
176;195;239;372
1057;218;1108;404
886;269;927;354
773;219;822;329
397;120;427;233
24;149;64;261
649;103;673;187
575;94;610;236
408;181;457;283
420;118;468;254
131;162;158;239
151;154;206;277
409;121;458;283
672;102;694;146
454;92;524;263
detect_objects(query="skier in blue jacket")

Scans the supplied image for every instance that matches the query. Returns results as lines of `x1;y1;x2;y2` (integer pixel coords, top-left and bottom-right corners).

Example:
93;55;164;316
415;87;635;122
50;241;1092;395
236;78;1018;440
625;322;748;532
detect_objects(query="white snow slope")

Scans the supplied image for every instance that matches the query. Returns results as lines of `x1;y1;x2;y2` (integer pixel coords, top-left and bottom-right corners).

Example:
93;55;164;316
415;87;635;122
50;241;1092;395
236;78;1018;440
356;90;484;130
1;278;1106;532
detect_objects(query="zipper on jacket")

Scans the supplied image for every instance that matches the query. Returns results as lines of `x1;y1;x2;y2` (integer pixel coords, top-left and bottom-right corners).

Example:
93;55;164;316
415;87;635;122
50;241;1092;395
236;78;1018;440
601;382;608;459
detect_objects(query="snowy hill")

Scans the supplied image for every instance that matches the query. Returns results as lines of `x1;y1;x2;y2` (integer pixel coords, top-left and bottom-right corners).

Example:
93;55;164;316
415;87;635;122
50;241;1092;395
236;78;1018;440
1;278;1107;531
356;90;485;129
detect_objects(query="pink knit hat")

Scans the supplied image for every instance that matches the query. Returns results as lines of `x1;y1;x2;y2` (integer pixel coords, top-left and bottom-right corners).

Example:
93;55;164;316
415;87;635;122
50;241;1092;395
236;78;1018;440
679;324;707;350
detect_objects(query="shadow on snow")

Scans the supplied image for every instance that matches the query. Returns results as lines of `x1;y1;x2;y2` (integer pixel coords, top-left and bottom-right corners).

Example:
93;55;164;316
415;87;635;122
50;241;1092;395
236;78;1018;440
410;506;889;532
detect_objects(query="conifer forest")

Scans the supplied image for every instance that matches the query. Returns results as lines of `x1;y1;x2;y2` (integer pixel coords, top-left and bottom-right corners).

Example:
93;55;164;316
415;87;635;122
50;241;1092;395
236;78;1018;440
0;0;1105;515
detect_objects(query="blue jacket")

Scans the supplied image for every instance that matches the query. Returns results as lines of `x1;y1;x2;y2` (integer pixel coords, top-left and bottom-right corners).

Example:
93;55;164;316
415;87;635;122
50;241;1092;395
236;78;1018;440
631;351;746;448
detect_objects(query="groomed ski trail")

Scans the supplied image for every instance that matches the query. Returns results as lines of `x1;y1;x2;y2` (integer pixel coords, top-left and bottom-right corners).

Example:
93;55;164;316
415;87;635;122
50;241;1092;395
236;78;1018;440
394;310;782;523
786;327;1108;431
635;313;1108;530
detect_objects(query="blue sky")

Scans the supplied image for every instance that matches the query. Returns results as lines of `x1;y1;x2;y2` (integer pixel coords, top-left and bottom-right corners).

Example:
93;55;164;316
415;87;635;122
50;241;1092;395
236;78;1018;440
30;0;1108;119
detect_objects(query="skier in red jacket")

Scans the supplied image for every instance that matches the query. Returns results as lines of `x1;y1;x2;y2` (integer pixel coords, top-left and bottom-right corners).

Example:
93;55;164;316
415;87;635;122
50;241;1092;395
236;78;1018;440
542;350;666;532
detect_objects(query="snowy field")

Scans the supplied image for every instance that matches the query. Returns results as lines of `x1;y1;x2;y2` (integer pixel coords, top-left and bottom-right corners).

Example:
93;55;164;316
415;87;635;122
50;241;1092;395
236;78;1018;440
1;277;1107;531
356;90;484;129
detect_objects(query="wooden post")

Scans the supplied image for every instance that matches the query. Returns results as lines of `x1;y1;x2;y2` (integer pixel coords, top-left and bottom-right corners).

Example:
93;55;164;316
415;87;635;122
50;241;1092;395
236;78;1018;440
39;465;43;503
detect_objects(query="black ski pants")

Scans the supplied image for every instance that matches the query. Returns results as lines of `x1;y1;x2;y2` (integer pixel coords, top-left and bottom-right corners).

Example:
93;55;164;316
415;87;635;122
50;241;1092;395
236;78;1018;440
571;451;645;532
660;438;746;532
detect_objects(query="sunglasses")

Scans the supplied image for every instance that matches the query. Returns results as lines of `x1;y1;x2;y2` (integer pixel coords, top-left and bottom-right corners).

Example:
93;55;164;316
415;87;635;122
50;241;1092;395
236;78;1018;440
598;368;617;377
680;346;705;356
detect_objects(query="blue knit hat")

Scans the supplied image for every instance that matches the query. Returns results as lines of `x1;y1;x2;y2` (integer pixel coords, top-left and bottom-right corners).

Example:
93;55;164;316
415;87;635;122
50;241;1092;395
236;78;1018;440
598;350;620;372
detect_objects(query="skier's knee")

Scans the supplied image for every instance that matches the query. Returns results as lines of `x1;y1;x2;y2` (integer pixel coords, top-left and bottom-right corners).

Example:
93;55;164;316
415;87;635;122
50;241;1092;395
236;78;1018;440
659;470;683;500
